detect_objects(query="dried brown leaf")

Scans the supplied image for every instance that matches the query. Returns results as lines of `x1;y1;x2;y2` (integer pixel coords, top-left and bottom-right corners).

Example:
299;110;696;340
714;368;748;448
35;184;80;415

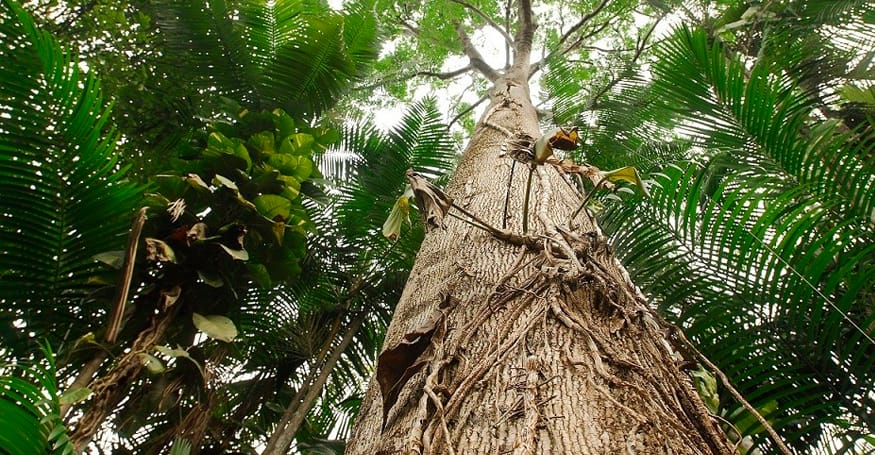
405;169;453;232
377;309;444;427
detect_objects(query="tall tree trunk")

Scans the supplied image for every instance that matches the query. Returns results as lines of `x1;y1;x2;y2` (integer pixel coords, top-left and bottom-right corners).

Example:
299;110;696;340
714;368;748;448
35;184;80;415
346;60;734;453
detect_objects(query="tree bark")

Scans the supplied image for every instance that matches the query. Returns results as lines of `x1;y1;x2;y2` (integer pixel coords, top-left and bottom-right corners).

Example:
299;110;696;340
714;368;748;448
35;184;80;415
345;55;734;454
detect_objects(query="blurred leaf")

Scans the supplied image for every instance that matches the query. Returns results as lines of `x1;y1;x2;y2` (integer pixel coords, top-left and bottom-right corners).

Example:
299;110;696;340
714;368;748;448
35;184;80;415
192;312;238;342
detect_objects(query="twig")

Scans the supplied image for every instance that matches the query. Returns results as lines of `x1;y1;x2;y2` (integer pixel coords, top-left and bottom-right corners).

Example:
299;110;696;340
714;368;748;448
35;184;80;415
106;207;148;344
449;94;488;130
522;166;535;233
455;21;501;81
450;0;513;45
568;176;606;223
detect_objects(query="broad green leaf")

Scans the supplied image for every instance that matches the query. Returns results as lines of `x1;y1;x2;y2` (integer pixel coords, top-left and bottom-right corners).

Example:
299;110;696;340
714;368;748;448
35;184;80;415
154;345;206;379
247;263;272;288
248;131;276;153
219;244;250;261
600;166;650;197
154;345;190;358
93;251;125;269
197;270;224;287
207;132;252;172
212;174;238;190
272;109;296;138
292;133;315;155
254;194;292;220
278;175;301;200
192;312;238;342
140;353;165;374
58;387;91;406
185;173;210;191
690;368;719;413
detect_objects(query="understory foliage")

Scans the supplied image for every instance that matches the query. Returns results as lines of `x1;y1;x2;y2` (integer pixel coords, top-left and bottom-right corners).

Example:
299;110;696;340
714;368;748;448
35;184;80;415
542;3;875;452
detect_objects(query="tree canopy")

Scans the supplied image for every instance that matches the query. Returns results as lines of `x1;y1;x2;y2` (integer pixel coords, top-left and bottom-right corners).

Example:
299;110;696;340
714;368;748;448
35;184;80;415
1;0;873;453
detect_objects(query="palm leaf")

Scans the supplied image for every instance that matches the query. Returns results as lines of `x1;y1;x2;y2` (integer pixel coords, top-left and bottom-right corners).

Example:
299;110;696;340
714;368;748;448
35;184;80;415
149;0;377;118
0;344;74;455
0;0;143;354
596;26;875;453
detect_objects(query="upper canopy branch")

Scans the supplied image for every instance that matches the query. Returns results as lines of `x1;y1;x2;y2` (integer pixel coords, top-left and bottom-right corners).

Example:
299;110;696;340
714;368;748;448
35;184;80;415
449;0;514;46
530;18;612;75
455;21;502;81
511;0;535;73
353;65;473;92
555;0;610;50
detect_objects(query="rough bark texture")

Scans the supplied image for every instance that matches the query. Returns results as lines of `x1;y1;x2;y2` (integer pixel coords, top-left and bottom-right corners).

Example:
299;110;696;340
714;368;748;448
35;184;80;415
346;66;734;454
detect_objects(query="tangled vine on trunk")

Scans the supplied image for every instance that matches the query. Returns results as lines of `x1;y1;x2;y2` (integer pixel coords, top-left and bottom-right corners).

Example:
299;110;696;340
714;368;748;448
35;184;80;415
347;61;735;455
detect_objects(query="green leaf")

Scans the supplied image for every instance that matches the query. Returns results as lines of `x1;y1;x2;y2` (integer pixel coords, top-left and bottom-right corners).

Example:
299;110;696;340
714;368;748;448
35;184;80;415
219;244;250;261
273;109;296;137
247;263;272;288
600;166;650;197
192;312;238;342
690;368;719;413
254;194;292;220
212;174;239;190
93;251;125;269
382;187;413;240
169;437;192;455
197;270;224;287
248;131;276;154
58;387;91;406
207;132;252;172
140;353;165;374
185;173;211;191
292;133;315;155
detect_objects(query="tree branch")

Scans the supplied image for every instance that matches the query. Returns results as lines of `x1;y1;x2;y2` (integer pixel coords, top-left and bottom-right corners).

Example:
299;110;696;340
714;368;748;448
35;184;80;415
585;19;659;110
455;22;501;81
511;0;535;71
354;65;473;92
449;94;489;129
530;19;611;75
449;0;514;46
556;0;610;50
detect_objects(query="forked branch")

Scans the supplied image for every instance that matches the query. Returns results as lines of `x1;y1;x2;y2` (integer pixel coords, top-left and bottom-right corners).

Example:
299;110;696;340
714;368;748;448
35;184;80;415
455;21;502;81
449;0;514;46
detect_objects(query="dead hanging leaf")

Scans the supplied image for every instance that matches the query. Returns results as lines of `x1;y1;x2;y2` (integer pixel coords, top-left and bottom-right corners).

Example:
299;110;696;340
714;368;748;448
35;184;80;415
145;238;176;263
405;169;453;232
534;127;580;164
271;219;286;244
547;126;580;151
159;286;182;309
377;309;444;427
186;223;208;244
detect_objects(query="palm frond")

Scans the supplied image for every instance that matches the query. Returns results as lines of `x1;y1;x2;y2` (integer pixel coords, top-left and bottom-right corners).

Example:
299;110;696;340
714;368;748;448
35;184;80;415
596;26;875;452
150;0;377;118
0;344;74;455
0;0;143;353
652;26;875;228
